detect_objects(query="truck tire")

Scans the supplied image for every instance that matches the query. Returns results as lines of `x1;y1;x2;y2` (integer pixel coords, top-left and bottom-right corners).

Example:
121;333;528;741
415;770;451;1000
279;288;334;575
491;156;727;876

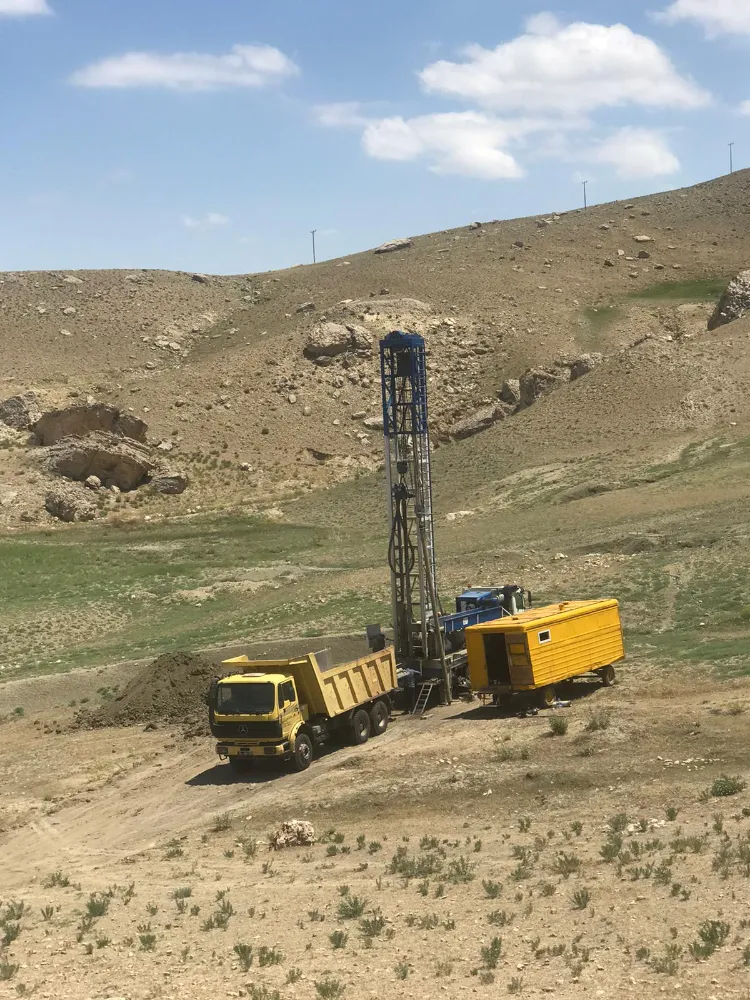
350;709;371;745
599;664;616;687
292;734;313;772
369;700;389;736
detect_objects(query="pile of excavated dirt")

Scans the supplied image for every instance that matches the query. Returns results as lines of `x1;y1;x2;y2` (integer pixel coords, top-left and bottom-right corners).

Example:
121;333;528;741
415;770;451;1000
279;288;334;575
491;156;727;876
74;651;218;731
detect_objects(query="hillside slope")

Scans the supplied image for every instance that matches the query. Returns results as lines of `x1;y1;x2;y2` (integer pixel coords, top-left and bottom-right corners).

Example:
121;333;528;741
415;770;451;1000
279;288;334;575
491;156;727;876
1;170;749;529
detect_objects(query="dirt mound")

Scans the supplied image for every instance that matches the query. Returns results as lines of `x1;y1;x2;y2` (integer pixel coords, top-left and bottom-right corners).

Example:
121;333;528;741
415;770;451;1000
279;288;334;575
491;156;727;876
75;651;218;730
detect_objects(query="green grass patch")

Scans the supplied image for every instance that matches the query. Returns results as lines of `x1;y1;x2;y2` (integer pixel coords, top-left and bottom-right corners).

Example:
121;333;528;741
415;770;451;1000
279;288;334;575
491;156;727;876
628;277;727;303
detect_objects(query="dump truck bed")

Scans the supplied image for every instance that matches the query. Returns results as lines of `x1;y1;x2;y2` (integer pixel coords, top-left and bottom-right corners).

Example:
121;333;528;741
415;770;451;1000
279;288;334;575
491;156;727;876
221;647;397;720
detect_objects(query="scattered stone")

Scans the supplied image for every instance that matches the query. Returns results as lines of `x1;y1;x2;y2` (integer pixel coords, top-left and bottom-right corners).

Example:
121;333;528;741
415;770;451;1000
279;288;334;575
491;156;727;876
63;275;83;285
637;250;650;259
500;379;521;407
84;475;102;489
157;440;174;452
269;820;316;850
373;238;413;254
469;221;481;230
60;329;73;337
191;273;209;284
633;235;654;243
363;415;384;431
295;301;316;314
62;306;77;316
603;259;615;267
303;405;312;416
240;462;253;472
288;394;297;404
0;392;41;431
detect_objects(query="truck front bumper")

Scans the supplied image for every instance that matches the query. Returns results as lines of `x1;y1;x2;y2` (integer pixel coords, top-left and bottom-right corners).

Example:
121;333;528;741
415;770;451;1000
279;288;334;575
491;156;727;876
216;740;291;760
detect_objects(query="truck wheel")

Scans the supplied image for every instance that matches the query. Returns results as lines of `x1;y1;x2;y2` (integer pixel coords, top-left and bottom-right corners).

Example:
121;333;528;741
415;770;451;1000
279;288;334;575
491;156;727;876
538;685;557;709
292;734;313;772
599;665;616;687
369;701;389;736
350;709;371;745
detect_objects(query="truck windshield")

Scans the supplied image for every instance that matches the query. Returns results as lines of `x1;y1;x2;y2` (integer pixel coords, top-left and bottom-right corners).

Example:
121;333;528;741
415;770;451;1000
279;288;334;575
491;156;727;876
216;682;276;715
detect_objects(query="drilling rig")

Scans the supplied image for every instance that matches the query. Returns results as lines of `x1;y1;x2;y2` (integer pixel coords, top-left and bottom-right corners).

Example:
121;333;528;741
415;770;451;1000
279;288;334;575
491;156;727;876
377;331;529;713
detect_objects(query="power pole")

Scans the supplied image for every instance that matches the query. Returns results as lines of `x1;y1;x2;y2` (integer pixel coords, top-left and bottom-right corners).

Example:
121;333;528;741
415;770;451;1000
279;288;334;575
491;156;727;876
729;142;735;175
582;180;588;210
310;230;317;264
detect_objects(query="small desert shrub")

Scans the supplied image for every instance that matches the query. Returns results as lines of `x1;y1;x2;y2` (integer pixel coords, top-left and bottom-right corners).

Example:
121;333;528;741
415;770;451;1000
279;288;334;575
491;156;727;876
708;775;746;798
548;716;569;736
329;930;348;949
481;936;503;969
315;978;346;999
234;943;254;970
338;895;367;919
571;888;591;910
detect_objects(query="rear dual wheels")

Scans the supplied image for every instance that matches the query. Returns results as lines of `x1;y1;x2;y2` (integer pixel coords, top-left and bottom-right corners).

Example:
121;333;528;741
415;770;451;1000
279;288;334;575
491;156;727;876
350;709;371;745
369;700;389;736
538;685;557;709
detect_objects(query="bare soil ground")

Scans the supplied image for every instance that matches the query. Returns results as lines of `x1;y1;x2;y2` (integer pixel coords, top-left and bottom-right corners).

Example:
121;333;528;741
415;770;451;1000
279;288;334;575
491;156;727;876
1;659;749;999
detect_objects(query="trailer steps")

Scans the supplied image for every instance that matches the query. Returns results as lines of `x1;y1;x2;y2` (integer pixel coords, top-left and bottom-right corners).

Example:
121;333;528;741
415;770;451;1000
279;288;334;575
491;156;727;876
412;681;438;716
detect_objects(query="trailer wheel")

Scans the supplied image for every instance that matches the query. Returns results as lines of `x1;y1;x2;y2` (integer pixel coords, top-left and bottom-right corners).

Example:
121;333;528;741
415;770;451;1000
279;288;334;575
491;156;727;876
369;701;389;736
350;709;371;745
599;664;616;687
292;734;313;772
539;685;557;709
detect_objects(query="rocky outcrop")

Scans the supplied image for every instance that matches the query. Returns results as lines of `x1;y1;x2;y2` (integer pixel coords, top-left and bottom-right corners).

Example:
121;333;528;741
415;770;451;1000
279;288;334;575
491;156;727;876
499;379;521;407
447;403;512;441
43;431;154;491
517;354;603;410
304;323;372;361
374;238;413;254
45;485;96;523
708;271;750;331
0;392;41;431
34;403;148;447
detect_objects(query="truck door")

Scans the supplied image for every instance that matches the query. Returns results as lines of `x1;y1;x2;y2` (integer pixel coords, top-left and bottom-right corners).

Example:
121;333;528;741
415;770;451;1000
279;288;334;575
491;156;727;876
278;680;298;731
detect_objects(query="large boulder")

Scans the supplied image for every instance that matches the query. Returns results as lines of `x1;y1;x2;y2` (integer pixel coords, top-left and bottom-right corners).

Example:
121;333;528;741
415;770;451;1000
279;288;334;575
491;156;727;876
304;323;372;361
45;485;96;523
43;431;154;491
708;271;750;331
0;392;41;431
447;403;512;441
150;470;189;495
374;238;413;254
34;403;148;446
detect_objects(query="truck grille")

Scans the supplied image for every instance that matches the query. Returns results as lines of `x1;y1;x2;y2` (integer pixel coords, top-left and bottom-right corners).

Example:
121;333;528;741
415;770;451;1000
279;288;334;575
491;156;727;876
211;720;283;739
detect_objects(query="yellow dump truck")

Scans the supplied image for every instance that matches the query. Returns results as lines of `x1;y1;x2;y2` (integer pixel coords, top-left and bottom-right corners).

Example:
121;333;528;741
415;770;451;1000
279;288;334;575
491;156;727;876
466;599;625;707
209;647;398;772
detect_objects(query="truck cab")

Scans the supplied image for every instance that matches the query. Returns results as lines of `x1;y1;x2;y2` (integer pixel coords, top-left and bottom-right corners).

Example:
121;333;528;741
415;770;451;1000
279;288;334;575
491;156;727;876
209;672;307;769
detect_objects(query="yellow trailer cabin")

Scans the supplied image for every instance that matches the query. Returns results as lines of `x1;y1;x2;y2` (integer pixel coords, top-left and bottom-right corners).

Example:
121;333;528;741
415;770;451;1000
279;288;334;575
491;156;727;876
466;599;624;707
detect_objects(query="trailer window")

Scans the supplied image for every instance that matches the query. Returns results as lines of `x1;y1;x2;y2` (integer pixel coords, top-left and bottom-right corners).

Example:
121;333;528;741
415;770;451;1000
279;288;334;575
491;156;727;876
538;630;552;645
216;682;276;715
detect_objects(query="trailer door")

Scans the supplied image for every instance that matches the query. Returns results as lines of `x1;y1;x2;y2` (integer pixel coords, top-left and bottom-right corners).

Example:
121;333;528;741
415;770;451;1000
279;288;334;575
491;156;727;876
483;633;511;684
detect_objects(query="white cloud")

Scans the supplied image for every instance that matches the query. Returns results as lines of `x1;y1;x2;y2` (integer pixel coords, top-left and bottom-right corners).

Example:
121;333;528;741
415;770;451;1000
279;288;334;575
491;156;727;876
0;0;51;15
658;0;750;36
361;112;585;180
419;18;710;114
182;213;230;230
314;102;368;127
71;44;299;91
587;127;681;179
740;100;750;115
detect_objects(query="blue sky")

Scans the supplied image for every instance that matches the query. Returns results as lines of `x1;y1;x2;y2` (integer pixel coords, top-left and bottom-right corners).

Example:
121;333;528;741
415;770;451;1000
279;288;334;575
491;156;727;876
0;0;748;273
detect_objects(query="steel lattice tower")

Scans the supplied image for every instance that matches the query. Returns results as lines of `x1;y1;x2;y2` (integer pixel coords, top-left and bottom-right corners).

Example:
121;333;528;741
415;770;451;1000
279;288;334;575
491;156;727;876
380;331;441;667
